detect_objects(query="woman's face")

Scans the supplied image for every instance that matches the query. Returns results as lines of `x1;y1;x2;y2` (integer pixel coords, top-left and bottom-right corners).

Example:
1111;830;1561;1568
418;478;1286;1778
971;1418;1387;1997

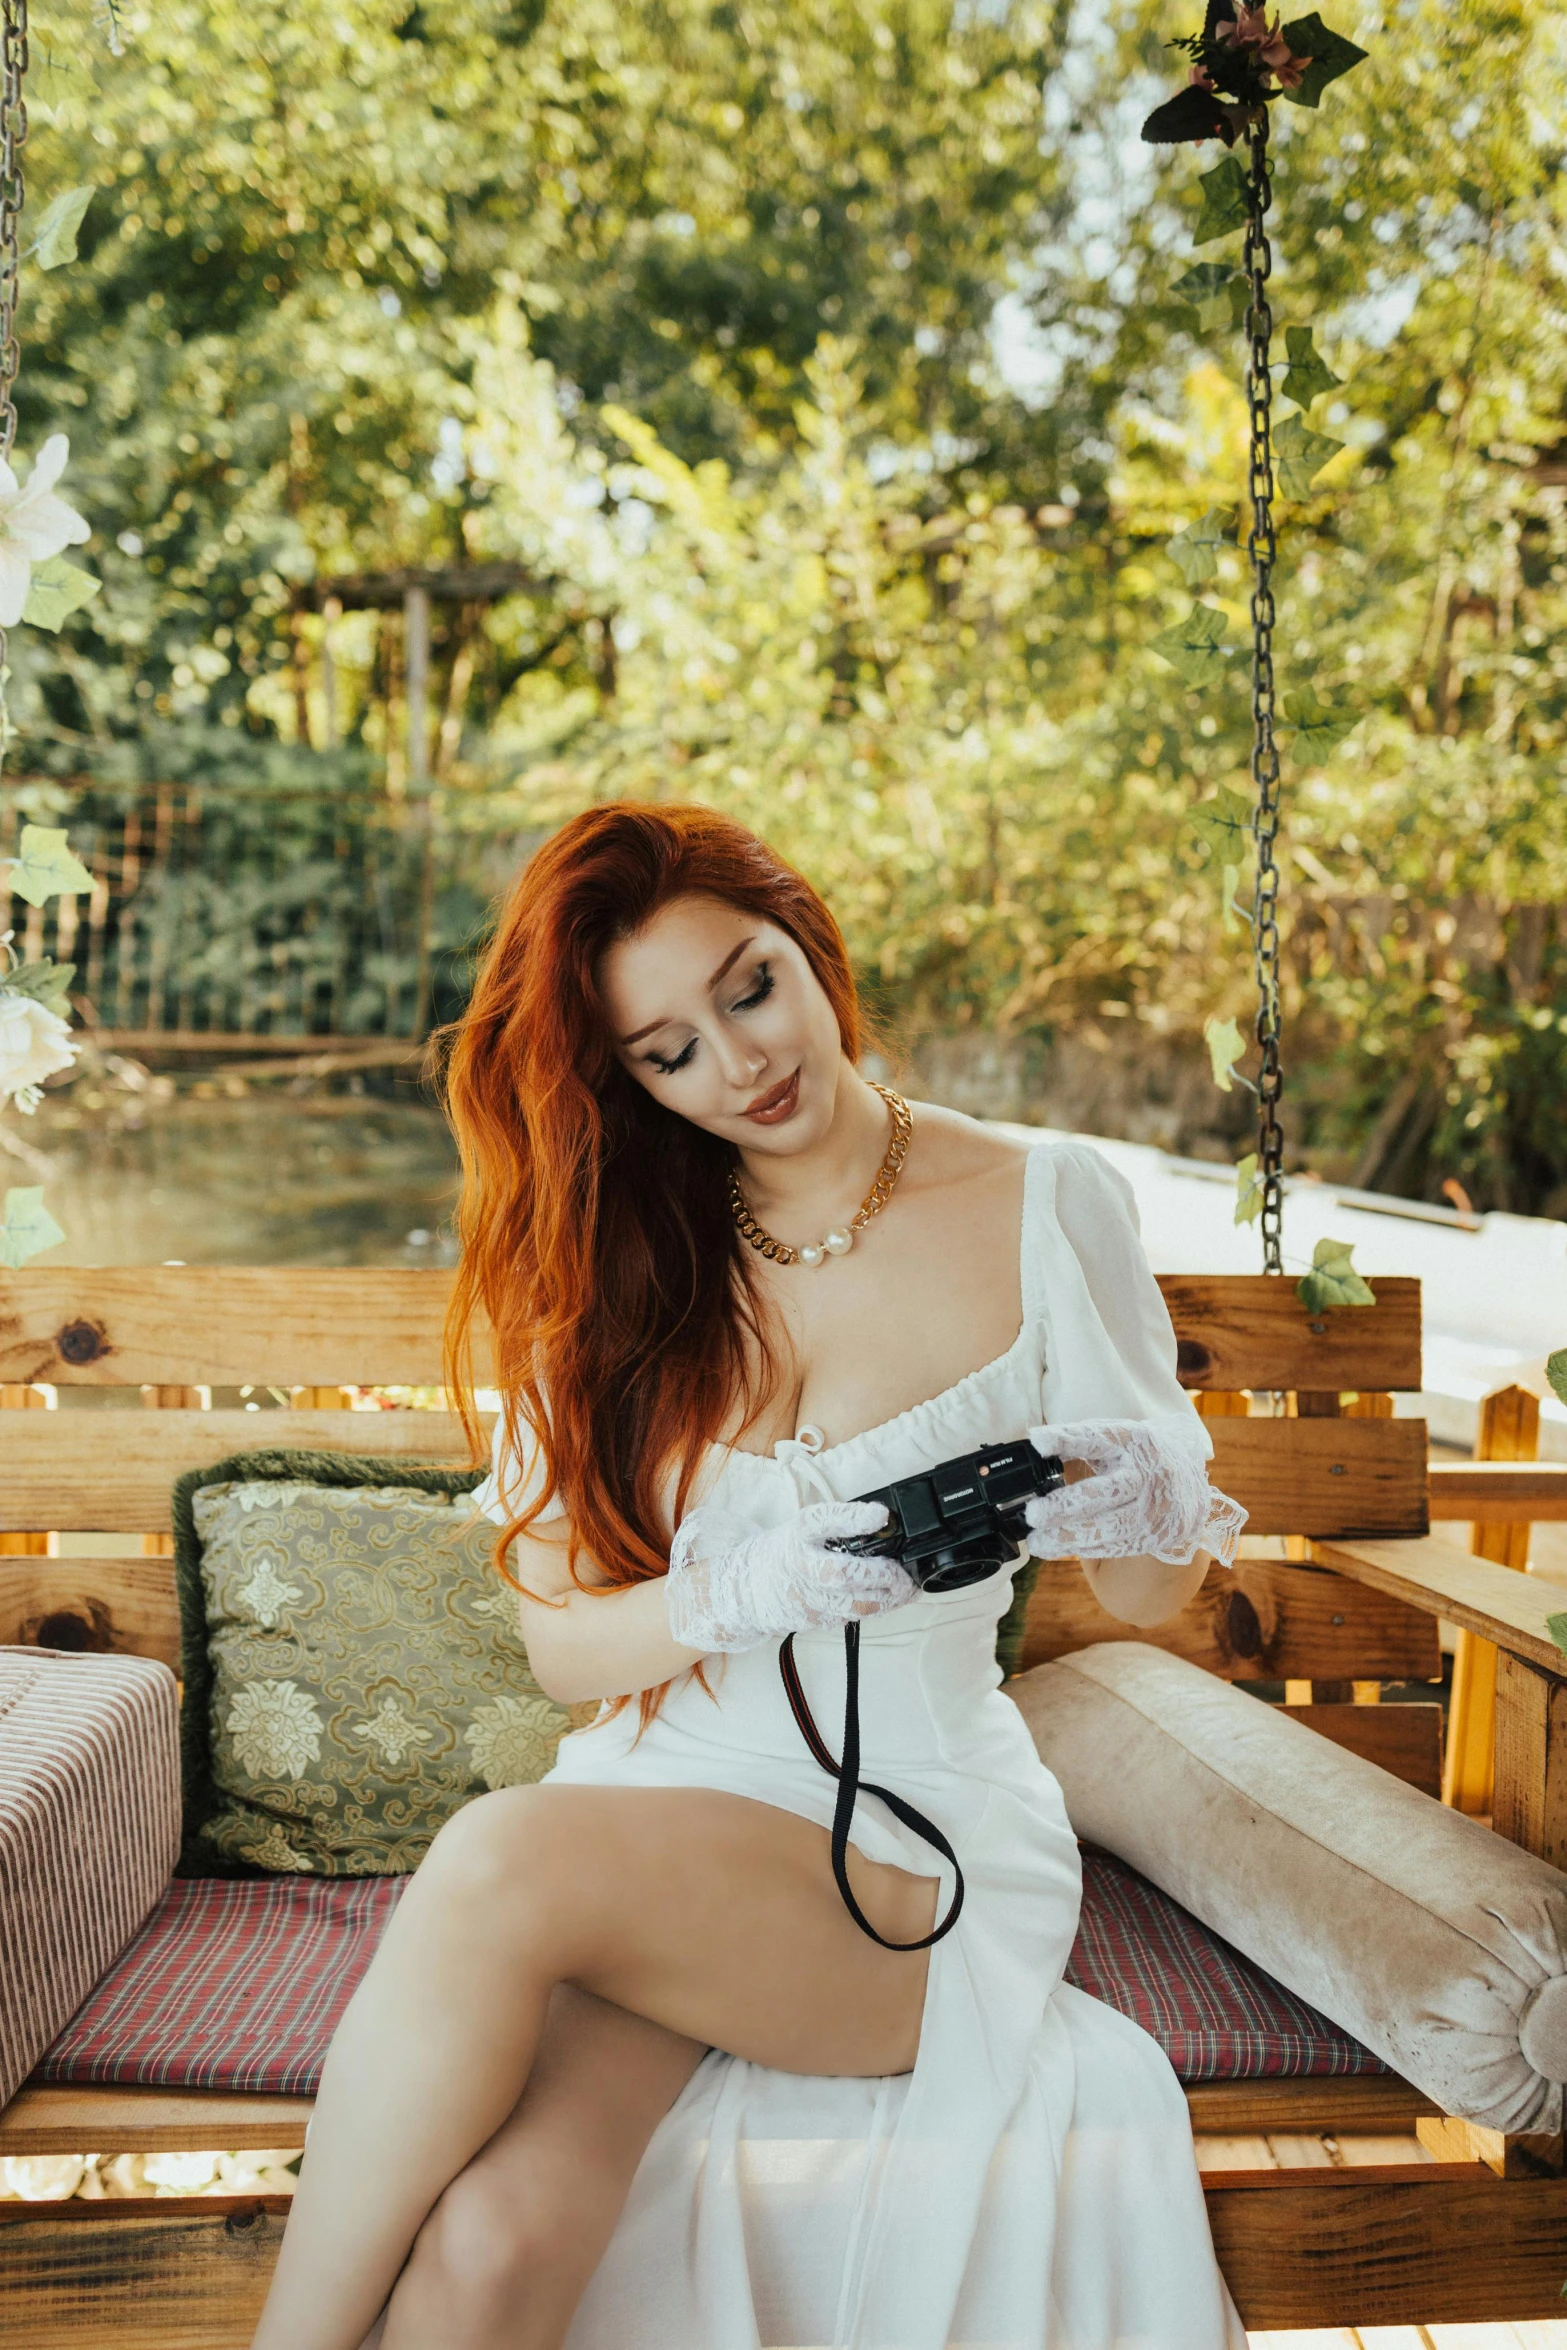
600;893;846;1154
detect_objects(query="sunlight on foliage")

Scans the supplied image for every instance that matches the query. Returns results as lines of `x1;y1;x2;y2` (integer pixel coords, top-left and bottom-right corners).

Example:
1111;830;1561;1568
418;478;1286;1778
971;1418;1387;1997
1204;1014;1250;1092
1234;1152;1264;1226
0;0;1561;1213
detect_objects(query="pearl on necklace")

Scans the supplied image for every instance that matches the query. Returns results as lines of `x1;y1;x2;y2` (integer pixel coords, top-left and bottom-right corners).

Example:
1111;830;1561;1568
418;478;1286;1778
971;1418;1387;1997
728;1083;912;1270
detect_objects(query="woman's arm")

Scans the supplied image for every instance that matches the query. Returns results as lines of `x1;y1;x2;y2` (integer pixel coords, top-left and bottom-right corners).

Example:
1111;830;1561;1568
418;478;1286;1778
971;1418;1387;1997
507;1522;704;1705
1032;1145;1247;1625
1078;1552;1210;1627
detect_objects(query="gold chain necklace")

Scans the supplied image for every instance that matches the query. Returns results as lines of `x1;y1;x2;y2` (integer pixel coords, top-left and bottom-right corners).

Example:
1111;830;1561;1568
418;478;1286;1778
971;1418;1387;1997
728;1083;913;1269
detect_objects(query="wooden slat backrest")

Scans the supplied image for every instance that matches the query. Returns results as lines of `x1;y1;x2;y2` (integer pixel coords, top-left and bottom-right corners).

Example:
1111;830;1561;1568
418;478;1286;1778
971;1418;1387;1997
1;1408;483;1532
1159;1275;1421;1392
0;1548;1445;1689
0;1265;1433;1693
0;1268;486;1388
0;1405;1430;1538
0;1268;1421;1393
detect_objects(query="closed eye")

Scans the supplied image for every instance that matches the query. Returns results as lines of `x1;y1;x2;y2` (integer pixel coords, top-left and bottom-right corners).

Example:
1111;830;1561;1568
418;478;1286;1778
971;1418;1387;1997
731;964;774;1013
644;964;773;1076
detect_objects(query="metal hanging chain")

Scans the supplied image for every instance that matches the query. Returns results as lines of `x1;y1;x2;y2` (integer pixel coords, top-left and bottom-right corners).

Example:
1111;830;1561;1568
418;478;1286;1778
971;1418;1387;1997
1243;109;1284;1277
0;0;27;730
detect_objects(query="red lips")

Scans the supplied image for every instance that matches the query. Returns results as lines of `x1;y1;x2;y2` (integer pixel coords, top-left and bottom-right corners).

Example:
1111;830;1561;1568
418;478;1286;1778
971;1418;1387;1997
744;1069;800;1125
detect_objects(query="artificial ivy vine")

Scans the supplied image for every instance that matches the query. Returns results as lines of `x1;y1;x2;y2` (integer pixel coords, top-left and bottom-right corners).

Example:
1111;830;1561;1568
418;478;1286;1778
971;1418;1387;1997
1142;0;1375;1307
0;0;106;1269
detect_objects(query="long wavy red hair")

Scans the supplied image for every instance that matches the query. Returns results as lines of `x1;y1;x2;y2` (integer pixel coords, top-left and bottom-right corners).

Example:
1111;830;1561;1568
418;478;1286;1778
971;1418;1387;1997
442;803;864;1679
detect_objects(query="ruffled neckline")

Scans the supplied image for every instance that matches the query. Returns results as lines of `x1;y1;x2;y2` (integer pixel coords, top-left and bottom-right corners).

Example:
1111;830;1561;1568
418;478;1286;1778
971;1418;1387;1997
714;1313;1036;1474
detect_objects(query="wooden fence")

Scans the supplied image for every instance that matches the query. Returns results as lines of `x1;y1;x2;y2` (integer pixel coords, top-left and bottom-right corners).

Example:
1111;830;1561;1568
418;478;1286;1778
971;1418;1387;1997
0;780;471;1043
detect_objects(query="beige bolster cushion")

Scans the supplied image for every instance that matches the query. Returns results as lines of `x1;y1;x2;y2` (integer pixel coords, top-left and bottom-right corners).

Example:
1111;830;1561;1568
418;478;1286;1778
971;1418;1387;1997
1010;1641;1567;2134
0;1649;180;2109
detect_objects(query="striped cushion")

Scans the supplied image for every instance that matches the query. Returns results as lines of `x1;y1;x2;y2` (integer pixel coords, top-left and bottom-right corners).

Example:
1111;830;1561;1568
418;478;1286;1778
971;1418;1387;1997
1;1650;181;2108
1068;1845;1384;2078
40;1843;1382;2094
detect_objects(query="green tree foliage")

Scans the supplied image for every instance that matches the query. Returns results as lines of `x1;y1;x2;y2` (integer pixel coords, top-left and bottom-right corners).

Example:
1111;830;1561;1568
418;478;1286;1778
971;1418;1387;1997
6;0;1567;1211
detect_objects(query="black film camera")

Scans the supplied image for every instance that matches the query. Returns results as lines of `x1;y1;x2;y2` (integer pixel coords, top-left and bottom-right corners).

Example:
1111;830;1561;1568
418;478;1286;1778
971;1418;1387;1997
824;1439;1066;1594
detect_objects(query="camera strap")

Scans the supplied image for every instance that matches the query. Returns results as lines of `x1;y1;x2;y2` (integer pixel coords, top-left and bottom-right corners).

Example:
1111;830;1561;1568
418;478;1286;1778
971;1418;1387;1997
778;1623;965;1952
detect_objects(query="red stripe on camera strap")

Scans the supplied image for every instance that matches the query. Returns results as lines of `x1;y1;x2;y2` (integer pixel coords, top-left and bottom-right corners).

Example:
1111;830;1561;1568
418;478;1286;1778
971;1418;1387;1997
778;1624;965;1952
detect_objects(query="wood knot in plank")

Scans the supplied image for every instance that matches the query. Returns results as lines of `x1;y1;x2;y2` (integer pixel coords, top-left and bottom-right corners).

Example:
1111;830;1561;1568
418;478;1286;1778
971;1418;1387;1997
1176;1338;1211;1383
31;1606;110;1654
1226;1589;1264;1660
54;1317;111;1367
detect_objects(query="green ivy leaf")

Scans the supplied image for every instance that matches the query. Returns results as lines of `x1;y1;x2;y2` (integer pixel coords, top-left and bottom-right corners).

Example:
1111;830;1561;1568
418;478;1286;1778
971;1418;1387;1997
28;186;94;272
4;825;93;906
1221;859;1247;935
0;1186;65;1269
1189;784;1253;861
1167;508;1232;588
1547;1348;1567;1408
1172;261;1233;303
1547;1612;1567;1663
1150;603;1230;686
1282;685;1358;762
1204;1013;1249;1093
1194;156;1250;246
22;557;102;632
1273;412;1345;499
0;957;75;1017
1279;12;1370;107
1234;1152;1264;1226
1280;324;1341;408
1296;1237;1377;1313
1172;261;1243;334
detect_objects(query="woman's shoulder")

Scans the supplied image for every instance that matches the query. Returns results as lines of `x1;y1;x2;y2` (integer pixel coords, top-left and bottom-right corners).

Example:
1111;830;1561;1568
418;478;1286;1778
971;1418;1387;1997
902;1099;1031;1184
903;1103;1132;1212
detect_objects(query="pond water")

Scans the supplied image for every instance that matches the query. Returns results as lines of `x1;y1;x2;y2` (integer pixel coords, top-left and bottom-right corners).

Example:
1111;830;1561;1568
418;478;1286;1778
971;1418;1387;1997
19;1076;460;1267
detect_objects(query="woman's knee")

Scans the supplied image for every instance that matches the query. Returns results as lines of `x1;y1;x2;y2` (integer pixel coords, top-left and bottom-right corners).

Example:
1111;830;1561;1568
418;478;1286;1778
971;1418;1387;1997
418;1785;569;1911
408;2143;608;2317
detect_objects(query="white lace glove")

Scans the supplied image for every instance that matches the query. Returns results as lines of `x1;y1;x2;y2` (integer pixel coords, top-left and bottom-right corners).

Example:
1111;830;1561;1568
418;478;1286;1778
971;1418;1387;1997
666;1501;916;1655
1023;1413;1247;1568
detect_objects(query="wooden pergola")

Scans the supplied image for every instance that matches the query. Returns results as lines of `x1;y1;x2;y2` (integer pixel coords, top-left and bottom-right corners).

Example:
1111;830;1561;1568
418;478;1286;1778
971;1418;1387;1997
294;563;551;787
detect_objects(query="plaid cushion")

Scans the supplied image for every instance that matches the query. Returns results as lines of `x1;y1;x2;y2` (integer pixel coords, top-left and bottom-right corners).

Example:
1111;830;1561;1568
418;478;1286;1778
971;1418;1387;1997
1067;1845;1384;2078
39;1876;405;2095
40;1844;1381;2096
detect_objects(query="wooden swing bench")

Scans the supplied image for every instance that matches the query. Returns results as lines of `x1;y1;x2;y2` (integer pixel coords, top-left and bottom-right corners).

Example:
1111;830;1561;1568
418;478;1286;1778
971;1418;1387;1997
3;1260;1567;2345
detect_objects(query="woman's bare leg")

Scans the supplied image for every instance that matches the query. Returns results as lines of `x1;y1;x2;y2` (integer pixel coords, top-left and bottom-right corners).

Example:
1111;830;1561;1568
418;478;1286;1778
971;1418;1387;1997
253;1785;936;2350
354;1983;704;2350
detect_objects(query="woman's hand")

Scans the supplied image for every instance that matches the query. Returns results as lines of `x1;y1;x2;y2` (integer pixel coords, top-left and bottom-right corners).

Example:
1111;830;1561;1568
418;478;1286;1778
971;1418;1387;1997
666;1500;915;1656
1022;1413;1247;1569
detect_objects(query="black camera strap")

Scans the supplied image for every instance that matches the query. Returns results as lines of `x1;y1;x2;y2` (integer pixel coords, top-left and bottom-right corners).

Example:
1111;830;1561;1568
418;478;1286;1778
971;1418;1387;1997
778;1623;965;1952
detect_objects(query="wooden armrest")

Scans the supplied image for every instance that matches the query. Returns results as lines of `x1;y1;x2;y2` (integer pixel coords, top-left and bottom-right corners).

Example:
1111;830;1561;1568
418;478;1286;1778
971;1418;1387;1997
1429;1462;1567;1522
1310;1536;1567;1676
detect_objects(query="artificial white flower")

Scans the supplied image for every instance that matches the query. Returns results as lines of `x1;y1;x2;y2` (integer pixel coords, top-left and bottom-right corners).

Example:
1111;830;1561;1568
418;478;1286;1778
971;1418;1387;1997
0;992;77;1112
0;434;90;628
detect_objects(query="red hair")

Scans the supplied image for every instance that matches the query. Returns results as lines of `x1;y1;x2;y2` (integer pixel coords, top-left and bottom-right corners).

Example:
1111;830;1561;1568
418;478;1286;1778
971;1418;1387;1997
442;803;864;1702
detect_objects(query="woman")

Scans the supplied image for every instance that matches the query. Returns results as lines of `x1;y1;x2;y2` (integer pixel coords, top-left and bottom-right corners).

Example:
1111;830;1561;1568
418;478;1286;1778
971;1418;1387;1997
250;803;1248;2350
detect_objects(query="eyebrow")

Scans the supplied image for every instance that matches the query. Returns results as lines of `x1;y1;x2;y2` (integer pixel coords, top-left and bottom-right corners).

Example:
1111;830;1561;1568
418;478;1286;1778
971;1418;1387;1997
620;937;756;1046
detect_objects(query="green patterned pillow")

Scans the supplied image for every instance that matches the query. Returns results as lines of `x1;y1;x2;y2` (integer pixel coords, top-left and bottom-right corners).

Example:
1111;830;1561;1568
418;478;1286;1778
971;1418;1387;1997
173;1449;577;1878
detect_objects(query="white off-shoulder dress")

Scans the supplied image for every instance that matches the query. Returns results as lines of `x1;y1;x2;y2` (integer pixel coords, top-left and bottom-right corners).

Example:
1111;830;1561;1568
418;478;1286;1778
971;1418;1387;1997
477;1140;1246;2350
